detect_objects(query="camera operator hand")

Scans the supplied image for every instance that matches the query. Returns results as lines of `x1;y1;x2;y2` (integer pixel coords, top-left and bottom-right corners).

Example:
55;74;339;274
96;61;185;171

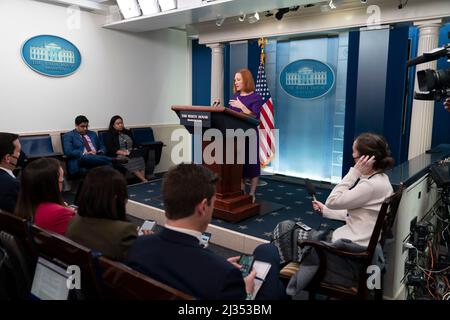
445;98;450;112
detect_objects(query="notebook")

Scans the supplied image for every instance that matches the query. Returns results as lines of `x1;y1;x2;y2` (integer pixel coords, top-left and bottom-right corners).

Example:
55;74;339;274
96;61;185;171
250;260;271;299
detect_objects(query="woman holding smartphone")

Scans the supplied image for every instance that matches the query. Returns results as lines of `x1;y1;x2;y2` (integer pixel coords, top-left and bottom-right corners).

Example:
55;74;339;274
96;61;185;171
66;166;151;261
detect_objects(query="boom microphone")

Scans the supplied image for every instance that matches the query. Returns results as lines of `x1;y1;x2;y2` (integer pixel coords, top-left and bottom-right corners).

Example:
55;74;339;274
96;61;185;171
305;179;317;201
407;45;450;67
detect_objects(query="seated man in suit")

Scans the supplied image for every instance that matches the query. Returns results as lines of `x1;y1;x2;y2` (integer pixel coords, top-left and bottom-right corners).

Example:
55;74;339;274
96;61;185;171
62;115;126;176
127;163;286;300
0;132;21;213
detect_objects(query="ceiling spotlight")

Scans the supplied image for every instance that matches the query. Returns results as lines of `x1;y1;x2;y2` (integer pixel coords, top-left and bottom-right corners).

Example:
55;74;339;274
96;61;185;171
320;4;330;12
329;0;336;9
360;0;368;3
238;12;246;22
265;10;273;17
398;0;409;9
248;12;260;24
215;14;225;27
275;7;289;20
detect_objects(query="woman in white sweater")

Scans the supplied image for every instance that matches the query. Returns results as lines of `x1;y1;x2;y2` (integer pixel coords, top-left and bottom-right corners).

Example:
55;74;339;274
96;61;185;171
312;133;394;247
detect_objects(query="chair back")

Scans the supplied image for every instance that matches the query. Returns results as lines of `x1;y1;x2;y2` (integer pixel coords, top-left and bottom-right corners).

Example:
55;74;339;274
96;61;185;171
0;231;34;299
97;130;109;151
356;185;404;296
30;225;102;300
60;132;67;153
130;127;155;145
0;210;36;299
97;256;194;300
0;210;34;254
130;127;164;167
19;134;54;157
366;185;404;263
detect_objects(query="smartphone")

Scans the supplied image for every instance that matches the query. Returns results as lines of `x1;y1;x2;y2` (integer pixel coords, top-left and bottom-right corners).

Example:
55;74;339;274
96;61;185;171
200;232;211;248
295;221;312;231
238;254;255;277
138;220;156;236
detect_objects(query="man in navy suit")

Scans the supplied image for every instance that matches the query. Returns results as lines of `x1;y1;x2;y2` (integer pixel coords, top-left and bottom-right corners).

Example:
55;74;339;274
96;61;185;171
0;132;21;213
127;164;286;300
62;115;125;175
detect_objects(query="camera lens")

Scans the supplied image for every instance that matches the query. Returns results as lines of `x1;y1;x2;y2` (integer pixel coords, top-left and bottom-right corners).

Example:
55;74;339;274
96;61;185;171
417;69;450;92
417;70;437;92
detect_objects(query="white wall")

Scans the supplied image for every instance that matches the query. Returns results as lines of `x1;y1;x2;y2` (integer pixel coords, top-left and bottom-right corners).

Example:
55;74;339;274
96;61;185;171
0;0;190;133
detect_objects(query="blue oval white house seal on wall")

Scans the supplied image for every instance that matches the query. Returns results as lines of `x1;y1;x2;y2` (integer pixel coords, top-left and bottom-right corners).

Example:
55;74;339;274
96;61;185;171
280;59;335;100
21;35;81;77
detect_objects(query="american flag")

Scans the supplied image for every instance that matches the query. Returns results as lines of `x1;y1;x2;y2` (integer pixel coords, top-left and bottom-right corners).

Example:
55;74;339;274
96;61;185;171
255;62;275;167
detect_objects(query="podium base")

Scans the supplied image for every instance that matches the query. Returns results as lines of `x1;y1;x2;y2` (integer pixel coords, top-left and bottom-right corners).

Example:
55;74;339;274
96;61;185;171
213;195;260;223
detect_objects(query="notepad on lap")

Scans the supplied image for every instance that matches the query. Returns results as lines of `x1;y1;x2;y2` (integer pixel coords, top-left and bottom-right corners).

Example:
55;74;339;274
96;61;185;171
250;260;271;299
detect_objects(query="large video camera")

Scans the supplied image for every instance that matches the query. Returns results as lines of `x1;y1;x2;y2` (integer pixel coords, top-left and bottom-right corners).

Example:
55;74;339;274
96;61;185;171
407;44;450;101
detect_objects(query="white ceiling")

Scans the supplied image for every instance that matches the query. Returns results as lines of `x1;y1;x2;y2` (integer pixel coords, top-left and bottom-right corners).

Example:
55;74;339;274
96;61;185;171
103;0;334;32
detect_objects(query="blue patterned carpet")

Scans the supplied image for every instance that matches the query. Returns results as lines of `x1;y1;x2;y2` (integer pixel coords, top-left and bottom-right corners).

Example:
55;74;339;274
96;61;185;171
127;177;344;241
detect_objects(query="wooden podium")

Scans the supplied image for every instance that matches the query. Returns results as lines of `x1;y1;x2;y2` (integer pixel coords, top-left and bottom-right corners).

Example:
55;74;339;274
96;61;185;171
172;106;260;223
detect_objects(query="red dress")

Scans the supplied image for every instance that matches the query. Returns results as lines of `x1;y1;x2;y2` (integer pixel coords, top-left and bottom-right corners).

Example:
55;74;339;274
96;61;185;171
34;202;75;235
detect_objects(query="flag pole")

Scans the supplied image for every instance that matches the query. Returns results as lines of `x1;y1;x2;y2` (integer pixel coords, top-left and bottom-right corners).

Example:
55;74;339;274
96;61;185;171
258;37;267;64
257;37;269;187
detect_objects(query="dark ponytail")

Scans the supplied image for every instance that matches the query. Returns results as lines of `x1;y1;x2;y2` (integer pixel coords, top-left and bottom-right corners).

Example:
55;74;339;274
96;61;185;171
355;133;395;172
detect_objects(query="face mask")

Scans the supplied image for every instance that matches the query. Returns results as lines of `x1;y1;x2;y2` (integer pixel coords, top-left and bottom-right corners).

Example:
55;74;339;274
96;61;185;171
15;150;28;169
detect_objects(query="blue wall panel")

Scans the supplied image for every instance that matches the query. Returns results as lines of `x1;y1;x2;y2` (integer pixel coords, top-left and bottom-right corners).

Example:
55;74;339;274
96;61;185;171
224;43;230;104
343;26;409;174
384;25;409;166
248;39;260;82
354;28;390;135
342;31;360;176
192;40;211;106
402;27;419;162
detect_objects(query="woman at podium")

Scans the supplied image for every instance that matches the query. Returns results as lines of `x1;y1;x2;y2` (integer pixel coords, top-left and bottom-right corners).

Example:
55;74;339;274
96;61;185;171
228;69;263;202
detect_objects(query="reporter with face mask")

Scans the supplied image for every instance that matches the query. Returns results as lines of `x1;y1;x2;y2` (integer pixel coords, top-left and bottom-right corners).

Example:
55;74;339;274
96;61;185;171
0;132;21;213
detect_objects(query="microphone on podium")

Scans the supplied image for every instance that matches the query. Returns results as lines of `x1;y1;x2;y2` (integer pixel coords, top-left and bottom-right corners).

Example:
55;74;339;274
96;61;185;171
212;99;220;107
305;179;317;201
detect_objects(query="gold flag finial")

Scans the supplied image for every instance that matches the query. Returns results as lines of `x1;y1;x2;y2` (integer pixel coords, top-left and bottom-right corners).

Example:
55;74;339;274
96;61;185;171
258;37;268;64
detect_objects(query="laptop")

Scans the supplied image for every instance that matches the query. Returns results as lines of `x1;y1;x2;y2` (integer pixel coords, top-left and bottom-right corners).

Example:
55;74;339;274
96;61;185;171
30;257;70;300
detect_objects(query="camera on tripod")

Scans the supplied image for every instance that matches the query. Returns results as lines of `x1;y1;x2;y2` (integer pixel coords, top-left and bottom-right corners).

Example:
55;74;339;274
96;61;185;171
407;44;450;101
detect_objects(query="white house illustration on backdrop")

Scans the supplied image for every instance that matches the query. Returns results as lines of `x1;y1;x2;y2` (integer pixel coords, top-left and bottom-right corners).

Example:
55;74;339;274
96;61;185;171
286;67;327;86
29;43;75;64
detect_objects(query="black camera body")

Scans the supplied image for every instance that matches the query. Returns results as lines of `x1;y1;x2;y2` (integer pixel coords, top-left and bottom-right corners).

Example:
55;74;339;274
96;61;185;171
407;44;450;101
